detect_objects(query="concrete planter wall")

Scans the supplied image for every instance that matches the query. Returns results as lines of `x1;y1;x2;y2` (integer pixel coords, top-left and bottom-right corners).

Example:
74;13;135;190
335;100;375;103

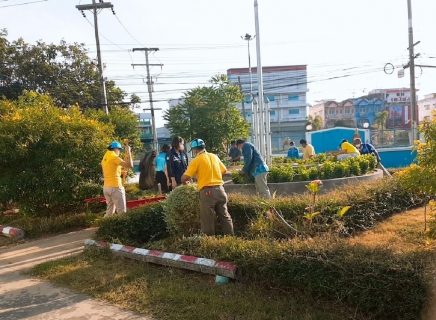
224;169;383;196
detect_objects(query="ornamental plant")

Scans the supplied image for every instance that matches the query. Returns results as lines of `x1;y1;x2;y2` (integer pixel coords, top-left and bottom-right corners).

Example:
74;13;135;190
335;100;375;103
0;92;113;215
164;184;201;237
303;180;323;230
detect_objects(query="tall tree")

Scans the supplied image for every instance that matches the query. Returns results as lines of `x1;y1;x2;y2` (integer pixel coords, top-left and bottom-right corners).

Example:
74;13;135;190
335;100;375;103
0;29;126;108
307;115;323;131
163;75;249;158
373;110;389;130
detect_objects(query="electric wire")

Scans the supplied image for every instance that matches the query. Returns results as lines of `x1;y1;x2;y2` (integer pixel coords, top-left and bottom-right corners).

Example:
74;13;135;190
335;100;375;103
0;0;47;8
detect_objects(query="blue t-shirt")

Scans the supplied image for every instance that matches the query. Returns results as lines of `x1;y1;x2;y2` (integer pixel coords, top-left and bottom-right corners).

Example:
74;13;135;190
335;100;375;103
254;164;269;178
154;152;167;172
360;143;376;155
287;147;300;159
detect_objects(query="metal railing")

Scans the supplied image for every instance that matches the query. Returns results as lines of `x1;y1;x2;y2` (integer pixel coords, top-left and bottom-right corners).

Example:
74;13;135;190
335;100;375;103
369;129;413;148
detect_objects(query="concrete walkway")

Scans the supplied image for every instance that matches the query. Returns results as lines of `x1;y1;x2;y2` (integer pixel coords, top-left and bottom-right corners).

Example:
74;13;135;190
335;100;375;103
0;229;151;320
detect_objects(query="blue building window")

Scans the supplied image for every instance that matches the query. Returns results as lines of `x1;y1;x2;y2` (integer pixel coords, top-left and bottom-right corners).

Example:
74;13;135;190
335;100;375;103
267;96;275;102
270;110;276;116
288;95;299;101
246;112;251;117
244;96;251;103
288;109;299;115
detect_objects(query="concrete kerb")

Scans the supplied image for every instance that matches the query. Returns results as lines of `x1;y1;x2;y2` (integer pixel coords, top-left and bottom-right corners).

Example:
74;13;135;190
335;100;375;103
0;225;25;239
84;239;238;279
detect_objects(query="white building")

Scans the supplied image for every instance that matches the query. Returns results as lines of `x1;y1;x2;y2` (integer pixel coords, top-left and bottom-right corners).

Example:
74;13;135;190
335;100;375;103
418;93;436;122
227;65;308;151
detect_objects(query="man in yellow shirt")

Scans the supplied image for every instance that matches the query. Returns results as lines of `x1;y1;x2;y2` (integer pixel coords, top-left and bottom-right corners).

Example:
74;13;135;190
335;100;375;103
181;139;234;236
336;139;359;160
101;141;133;217
300;139;315;160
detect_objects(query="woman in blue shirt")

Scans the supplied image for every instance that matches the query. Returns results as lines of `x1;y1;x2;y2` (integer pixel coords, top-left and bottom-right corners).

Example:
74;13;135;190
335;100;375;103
166;136;189;189
154;144;171;193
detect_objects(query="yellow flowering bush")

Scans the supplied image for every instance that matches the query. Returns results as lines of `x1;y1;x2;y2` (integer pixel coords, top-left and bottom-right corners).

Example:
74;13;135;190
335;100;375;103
0;92;114;215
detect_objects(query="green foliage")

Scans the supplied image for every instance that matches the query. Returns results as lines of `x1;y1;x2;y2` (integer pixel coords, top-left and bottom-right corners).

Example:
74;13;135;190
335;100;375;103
0;30;126;107
0;92;113;215
306;115;323;131
373;110;389;130
163;75;249;158
163;236;428;320
83;106;142;152
267;165;294;183
0;212;98;238
297;165;310;181
95;202;167;246
231;171;254;184
233;157;377;184
319;161;334;179
164;184;201;236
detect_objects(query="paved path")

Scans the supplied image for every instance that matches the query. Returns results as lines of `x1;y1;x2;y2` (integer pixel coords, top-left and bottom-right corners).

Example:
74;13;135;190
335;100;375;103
0;229;151;320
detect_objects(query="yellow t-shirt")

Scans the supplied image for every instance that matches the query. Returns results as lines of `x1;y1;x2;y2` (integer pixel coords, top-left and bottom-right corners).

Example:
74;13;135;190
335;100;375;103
184;151;226;190
302;144;315;160
341;142;359;154
101;150;123;187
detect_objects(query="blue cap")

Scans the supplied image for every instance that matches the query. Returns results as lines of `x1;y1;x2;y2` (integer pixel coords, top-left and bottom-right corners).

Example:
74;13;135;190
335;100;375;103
108;141;123;150
189;138;205;152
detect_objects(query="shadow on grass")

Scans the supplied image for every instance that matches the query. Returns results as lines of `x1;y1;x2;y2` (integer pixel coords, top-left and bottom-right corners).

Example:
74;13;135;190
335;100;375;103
29;249;366;320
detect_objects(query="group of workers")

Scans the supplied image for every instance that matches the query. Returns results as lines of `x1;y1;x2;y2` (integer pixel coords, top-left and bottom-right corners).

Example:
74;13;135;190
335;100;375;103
101;137;272;236
286;138;380;163
101;134;379;236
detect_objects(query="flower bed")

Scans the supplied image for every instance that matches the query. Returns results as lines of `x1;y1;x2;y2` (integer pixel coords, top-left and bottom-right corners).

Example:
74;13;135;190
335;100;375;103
231;154;377;185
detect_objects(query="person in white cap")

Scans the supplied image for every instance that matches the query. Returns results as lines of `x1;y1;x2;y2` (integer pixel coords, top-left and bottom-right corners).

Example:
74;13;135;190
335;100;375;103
101;141;133;217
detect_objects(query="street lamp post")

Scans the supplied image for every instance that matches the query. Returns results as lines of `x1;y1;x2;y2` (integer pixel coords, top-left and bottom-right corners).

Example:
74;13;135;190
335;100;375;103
254;0;270;162
242;34;259;150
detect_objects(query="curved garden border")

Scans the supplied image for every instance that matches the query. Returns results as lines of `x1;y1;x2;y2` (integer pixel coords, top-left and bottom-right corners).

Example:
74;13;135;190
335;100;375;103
224;169;383;196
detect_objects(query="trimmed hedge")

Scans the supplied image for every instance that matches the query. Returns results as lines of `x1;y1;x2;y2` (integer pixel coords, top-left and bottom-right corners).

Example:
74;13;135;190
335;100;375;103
232;155;377;184
0;212;98;238
95;202;167;246
159;236;429;320
95;177;426;245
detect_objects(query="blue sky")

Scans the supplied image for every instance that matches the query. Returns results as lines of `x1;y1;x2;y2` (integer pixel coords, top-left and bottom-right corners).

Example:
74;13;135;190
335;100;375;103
1;0;435;127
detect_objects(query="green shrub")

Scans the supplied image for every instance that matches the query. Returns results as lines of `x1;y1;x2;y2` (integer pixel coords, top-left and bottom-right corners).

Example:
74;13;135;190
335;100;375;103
297;165;310;181
231;171;255;184
0;212;98;238
95;202;167;246
267;165;294;183
0;92;114;216
164;184;201;236
161;236;428;320
307;166;319;180
319;161;334;179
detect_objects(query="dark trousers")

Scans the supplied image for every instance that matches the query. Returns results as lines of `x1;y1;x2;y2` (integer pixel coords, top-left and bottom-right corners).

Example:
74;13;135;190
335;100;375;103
199;186;234;236
156;171;170;193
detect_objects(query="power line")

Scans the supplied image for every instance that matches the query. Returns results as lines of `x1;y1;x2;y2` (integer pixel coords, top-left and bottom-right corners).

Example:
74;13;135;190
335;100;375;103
0;0;47;8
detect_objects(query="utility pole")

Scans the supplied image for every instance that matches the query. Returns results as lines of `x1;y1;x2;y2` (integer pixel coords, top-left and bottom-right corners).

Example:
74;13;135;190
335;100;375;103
76;0;114;114
241;33;258;149
407;0;418;140
132;48;163;151
238;76;246;120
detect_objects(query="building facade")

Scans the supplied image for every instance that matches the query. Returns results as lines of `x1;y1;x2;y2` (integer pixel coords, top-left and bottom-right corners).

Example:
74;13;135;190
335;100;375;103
227;65;308;151
309;100;356;129
418;93;436;122
368;88;412;129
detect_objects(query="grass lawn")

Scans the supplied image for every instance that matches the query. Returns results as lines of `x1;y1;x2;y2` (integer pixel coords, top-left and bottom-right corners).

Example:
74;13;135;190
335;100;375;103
29;250;363;320
28;207;436;320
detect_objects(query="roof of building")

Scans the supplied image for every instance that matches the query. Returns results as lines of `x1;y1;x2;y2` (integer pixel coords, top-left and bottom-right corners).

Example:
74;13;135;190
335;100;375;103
227;65;307;75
